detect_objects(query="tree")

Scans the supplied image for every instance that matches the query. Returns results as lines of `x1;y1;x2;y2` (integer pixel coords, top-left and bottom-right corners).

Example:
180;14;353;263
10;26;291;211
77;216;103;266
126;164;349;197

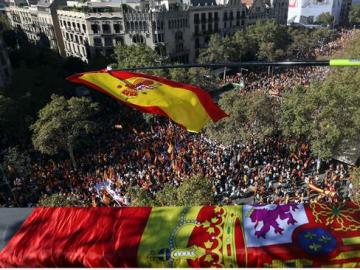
155;175;214;206
113;43;160;69
316;12;335;26
349;4;360;24
206;90;280;145
247;19;291;61
2;146;31;179
128;186;157;206
231;30;258;61
350;167;360;202
280;69;360;160
31;95;100;169
129;175;214;206
198;34;235;63
0;94;17;137
37;193;89;207
168;67;219;90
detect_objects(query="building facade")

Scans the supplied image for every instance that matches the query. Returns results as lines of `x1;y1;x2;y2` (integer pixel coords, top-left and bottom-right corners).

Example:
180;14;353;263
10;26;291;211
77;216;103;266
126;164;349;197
4;0;66;55
4;0;289;63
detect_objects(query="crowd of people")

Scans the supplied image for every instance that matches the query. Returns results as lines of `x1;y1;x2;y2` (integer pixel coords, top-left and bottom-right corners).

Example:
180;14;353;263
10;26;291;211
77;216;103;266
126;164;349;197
223;29;357;97
0;28;357;207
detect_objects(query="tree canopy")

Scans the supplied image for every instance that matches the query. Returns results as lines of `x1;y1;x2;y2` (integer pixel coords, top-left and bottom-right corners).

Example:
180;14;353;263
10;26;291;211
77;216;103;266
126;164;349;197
37;193;89;207
31;95;100;169
205;90;279;145
129;175;214;206
349;4;360;24
280;69;360;160
316;12;335;26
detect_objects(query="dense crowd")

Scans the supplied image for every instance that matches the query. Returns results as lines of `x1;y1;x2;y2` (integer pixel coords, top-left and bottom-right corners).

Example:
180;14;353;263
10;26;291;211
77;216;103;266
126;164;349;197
223;29;357;97
0;29;357;207
224;66;328;97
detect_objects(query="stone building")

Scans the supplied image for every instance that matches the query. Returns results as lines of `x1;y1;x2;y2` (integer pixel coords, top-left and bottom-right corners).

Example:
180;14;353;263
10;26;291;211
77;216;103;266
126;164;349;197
5;0;288;63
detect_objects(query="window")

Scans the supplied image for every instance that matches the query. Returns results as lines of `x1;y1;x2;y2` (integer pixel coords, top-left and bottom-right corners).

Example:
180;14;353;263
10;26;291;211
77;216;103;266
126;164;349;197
115;37;124;44
75;35;79;43
201;13;206;23
91;24;99;34
77;23;80;29
72;22;76;28
208;12;213;22
223;12;227;21
195;24;199;34
94;37;102;46
104;36;113;46
102;24;111;34
175;31;183;41
194;14;199;24
114;23;121;33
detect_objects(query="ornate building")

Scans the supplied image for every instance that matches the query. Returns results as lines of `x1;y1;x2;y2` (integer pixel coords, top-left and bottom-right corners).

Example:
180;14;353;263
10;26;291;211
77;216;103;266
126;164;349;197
5;0;289;63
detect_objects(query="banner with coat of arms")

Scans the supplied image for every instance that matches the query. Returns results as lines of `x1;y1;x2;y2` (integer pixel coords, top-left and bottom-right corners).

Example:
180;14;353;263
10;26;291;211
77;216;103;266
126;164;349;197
0;202;360;267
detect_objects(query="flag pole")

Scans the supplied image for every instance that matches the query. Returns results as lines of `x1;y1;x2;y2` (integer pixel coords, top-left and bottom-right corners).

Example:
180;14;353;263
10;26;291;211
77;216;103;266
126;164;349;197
115;59;360;71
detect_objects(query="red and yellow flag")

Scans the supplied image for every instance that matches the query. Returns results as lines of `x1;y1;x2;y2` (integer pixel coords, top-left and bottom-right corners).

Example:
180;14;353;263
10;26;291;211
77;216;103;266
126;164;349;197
67;70;227;132
1;203;360;267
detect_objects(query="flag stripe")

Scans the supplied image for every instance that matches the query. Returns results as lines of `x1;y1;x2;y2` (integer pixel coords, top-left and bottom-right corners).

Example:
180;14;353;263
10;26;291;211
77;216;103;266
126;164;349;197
67;71;170;119
67;70;227;132
0;207;151;267
108;70;227;121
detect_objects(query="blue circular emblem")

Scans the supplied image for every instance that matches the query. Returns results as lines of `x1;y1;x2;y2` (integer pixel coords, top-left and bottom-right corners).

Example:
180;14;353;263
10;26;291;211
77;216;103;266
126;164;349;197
298;228;337;256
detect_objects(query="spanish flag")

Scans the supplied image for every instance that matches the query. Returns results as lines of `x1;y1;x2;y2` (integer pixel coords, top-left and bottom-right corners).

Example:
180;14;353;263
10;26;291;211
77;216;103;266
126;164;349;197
67;70;227;132
1;203;360;267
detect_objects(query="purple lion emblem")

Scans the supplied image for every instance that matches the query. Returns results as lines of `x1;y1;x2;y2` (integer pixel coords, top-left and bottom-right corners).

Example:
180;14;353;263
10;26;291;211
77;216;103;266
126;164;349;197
248;204;299;238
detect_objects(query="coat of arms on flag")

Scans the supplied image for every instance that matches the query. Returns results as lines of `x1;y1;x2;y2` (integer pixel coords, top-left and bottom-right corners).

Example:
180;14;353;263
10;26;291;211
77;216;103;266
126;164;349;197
243;204;309;247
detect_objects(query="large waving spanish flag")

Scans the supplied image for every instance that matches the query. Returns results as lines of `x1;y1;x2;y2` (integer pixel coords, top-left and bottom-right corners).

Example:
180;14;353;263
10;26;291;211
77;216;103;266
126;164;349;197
67;70;227;132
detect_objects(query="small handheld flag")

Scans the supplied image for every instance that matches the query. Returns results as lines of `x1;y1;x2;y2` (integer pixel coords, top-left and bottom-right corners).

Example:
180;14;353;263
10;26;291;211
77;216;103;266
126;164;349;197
67;70;227;133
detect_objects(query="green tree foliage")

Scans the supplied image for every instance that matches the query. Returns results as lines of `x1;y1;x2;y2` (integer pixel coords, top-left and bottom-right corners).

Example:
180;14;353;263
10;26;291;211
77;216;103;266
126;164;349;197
114;43;160;69
350;167;360;202
280;69;360;160
287;28;333;59
198;34;235;63
129;175;214;206
205;90;279;145
2;146;31;178
31;95;100;169
316;12;335;26
281;31;360;160
198;20;292;62
156;175;214;206
168;66;219;90
247;19;291;60
349;4;360;24
231;30;258;61
129;186;157;207
37;193;89;207
0;94;17;137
